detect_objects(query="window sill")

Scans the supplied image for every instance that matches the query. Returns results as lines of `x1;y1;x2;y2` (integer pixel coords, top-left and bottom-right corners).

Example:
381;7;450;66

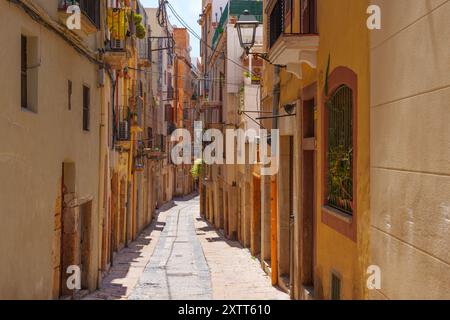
322;206;353;224
21;107;37;114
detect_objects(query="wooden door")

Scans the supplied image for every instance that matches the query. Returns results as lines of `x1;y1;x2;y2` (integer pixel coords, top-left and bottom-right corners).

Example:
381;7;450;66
270;178;278;285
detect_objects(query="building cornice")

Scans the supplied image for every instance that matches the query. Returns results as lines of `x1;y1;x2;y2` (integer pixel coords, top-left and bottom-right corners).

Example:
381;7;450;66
10;0;101;65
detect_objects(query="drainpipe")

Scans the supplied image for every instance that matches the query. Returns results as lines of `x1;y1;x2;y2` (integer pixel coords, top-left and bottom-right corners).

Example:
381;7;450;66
270;65;281;287
97;3;108;288
272;66;281;130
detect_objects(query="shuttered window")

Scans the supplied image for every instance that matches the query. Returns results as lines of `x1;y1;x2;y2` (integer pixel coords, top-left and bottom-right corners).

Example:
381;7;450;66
79;0;100;29
83;86;90;131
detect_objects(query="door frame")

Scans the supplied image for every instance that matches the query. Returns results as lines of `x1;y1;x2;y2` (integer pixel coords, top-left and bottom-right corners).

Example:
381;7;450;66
298;83;318;299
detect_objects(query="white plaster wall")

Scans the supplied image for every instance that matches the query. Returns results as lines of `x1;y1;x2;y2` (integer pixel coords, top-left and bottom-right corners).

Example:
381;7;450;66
243;84;261;132
226;24;262;93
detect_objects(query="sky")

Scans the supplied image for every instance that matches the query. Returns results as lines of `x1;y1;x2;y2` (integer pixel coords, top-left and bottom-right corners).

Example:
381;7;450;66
141;0;202;60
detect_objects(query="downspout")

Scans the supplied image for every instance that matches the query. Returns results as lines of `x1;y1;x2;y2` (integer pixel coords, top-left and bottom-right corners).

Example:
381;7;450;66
97;0;107;288
272;66;281;130
271;65;281;287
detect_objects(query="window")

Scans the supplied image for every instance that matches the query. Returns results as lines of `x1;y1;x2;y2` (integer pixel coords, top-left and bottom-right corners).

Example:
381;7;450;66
268;0;317;49
68;80;72;110
79;0;100;28
165;104;173;122
269;0;283;48
285;0;292;30
21;34;38;112
21;35;27;109
331;272;342;300
83;85;90;131
325;85;353;215
300;0;317;34
147;127;153;148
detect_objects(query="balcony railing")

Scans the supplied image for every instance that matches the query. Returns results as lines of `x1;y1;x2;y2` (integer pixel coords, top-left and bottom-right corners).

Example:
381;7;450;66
268;0;317;49
79;0;100;28
58;0;100;34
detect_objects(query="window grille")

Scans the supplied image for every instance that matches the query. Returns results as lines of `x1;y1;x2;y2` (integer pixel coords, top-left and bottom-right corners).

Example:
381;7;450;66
326;85;353;215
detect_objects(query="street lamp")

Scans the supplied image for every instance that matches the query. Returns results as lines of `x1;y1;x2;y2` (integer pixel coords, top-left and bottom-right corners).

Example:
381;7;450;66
235;10;283;66
235;10;259;54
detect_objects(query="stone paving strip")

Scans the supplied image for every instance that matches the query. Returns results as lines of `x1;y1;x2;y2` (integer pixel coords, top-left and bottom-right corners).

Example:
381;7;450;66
129;197;212;300
85;195;289;300
84;200;176;300
193;201;289;300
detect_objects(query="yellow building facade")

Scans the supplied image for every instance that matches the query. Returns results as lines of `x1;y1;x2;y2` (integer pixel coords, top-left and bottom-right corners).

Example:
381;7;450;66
262;0;370;299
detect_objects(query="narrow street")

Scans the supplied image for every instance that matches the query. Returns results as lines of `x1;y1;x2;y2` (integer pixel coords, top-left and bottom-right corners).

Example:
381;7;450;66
85;195;288;300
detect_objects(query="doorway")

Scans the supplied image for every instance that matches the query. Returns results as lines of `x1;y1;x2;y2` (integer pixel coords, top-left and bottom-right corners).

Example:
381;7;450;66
119;177;126;249
278;136;294;291
251;174;261;256
58;162;76;298
301;97;316;297
79;201;92;290
270;178;278;286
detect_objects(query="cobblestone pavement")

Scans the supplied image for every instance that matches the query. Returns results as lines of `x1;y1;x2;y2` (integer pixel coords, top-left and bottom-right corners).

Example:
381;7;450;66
86;195;289;300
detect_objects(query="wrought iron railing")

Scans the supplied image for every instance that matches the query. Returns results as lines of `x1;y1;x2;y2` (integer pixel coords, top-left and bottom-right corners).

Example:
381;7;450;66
269;0;283;48
268;0;318;49
79;0;101;28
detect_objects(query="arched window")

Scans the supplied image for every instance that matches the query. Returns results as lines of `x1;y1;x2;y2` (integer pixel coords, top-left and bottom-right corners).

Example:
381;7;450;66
325;85;353;215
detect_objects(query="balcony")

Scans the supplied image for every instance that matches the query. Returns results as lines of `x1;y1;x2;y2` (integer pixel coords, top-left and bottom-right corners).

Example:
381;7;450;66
58;0;100;36
267;0;319;79
134;141;146;172
104;7;130;69
116;106;131;143
138;37;151;67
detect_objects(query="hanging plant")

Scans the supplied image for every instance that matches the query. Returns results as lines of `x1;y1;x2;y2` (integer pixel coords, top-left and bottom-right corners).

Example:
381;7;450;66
191;159;204;179
133;13;143;25
136;23;146;39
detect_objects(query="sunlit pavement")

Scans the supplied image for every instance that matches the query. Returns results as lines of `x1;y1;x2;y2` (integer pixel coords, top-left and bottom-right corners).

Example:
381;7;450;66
85;195;288;300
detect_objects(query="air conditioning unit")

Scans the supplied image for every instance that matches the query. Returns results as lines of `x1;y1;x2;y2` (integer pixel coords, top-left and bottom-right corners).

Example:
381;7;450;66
111;39;125;50
118;121;129;141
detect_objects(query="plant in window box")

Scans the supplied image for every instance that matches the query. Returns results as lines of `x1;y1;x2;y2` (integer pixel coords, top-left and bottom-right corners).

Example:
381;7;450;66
244;71;260;83
327;146;353;213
